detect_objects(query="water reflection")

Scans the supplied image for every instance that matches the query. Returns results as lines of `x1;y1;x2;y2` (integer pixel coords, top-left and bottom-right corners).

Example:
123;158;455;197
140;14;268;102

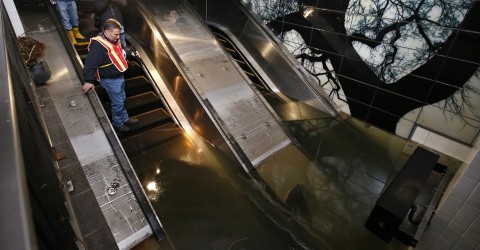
128;97;456;249
128;129;328;249
256;96;424;249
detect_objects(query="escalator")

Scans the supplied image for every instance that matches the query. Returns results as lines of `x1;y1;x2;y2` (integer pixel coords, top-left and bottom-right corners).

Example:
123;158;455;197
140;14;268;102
211;27;273;96
72;36;330;249
75;42;175;143
210;25;332;123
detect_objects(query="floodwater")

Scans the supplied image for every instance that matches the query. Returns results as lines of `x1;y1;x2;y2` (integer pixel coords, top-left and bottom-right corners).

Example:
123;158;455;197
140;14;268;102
128;124;328;249
130;100;459;250
130;94;462;250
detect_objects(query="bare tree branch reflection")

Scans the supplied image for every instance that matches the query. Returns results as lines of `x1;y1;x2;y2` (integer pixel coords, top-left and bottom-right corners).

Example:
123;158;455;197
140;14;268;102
243;0;479;133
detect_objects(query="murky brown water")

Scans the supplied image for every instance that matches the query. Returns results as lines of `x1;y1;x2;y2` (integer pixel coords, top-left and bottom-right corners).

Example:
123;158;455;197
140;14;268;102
129;127;327;249
130;102;460;249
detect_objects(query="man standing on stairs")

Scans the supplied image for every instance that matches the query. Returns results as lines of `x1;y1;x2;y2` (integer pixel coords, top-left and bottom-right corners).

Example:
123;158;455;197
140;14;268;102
51;0;85;45
82;19;138;133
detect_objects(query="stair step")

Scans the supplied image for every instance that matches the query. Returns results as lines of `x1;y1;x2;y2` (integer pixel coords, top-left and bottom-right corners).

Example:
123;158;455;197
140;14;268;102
121;123;180;156
95;76;152;102
125;92;163;116
117;108;172;138
102;91;163;117
125;76;152;96
124;61;144;79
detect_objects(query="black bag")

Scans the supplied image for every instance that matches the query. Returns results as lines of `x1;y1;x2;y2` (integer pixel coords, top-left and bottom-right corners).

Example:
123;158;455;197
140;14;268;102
28;60;51;85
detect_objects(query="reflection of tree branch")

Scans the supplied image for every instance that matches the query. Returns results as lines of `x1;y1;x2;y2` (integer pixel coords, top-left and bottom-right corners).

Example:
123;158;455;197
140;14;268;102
416;22;442;53
295;51;346;102
378;24;403;82
266;0;477;132
442;70;480;128
349;16;414;48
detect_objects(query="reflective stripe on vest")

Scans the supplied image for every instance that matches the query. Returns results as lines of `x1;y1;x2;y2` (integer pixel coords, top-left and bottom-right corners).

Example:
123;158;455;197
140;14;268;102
89;36;128;72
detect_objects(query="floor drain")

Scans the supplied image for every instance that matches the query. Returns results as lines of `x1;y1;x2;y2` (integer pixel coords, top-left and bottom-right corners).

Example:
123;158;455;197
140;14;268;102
107;187;117;195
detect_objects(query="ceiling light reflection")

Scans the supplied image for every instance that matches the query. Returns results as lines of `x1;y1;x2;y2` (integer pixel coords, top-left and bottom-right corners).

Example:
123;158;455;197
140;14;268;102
303;8;314;18
146;181;157;191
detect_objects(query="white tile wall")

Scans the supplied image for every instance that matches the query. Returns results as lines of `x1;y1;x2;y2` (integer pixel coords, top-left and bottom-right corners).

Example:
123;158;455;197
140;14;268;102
418;147;480;249
468;185;480;208
450;176;478;201
411;126;471;161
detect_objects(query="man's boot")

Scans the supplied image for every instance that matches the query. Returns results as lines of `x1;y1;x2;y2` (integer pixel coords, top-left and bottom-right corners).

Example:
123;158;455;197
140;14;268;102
67;30;77;45
72;27;85;40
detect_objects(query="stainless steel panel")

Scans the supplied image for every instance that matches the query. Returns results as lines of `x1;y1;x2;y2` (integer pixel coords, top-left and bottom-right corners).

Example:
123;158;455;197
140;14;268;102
126;0;292;168
188;0;341;116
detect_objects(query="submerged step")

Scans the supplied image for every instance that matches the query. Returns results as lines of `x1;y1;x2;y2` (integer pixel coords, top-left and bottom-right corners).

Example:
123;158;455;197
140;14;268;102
121;123;181;156
117;108;172;138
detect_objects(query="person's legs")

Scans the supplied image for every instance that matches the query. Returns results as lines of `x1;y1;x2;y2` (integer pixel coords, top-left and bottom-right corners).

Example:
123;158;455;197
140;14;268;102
66;1;79;27
55;1;72;30
66;1;84;39
100;77;129;127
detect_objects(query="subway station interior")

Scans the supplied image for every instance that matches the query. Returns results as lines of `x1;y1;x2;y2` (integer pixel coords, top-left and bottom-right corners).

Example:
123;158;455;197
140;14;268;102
1;0;480;249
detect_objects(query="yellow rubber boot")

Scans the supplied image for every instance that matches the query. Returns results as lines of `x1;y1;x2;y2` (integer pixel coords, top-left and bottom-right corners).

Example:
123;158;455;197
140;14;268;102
67;30;77;45
72;27;85;40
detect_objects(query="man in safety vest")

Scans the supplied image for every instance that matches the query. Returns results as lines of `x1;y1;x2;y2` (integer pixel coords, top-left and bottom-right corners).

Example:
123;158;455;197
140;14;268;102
83;18;138;132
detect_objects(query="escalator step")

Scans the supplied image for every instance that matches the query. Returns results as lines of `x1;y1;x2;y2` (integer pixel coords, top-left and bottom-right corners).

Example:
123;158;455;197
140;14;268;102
96;76;153;102
125;76;153;97
124;61;144;79
102;91;163;117
120;123;180;156
75;44;89;56
118;108;172;138
125;92;163;116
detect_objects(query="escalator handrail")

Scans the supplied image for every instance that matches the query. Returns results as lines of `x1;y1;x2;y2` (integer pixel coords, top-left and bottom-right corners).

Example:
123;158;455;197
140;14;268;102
234;0;341;117
211;30;284;101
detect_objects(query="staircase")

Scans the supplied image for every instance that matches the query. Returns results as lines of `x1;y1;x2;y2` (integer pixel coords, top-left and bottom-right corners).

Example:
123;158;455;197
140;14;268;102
74;40;178;155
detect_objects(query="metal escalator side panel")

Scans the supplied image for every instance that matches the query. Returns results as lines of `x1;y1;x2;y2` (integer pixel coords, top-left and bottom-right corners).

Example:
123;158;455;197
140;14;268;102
126;0;292;168
188;0;341;117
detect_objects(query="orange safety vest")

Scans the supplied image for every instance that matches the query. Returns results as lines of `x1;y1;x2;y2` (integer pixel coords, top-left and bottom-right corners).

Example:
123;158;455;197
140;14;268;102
88;36;128;77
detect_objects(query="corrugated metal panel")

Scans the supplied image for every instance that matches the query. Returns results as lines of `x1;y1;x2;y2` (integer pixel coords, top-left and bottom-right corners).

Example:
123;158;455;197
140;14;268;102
149;0;291;166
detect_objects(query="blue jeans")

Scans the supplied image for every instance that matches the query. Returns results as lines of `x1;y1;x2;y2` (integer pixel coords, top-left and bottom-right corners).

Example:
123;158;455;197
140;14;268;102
56;1;79;30
100;76;129;127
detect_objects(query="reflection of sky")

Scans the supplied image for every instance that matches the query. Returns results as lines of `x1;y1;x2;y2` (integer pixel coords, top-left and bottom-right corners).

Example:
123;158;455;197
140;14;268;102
242;0;299;22
345;0;471;83
282;30;351;114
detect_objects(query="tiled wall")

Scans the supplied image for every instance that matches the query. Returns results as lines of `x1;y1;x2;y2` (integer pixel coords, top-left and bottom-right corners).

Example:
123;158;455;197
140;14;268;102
417;147;480;250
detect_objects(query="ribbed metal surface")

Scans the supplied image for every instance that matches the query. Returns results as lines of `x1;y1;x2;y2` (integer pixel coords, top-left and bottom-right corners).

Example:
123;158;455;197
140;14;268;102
139;0;291;167
188;0;341;117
